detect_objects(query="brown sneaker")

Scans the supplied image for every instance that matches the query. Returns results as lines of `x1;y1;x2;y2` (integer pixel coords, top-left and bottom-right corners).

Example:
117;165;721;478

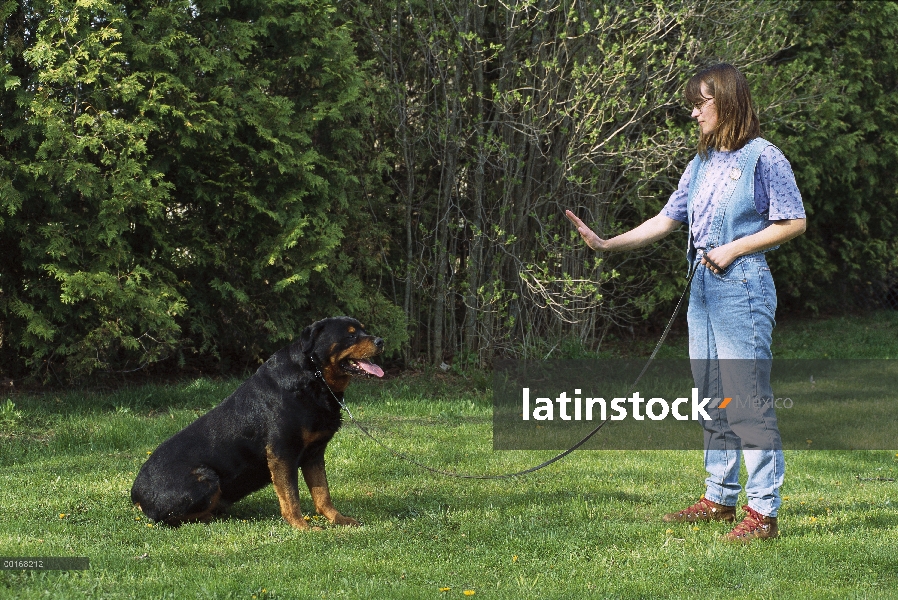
722;505;779;542
662;496;736;523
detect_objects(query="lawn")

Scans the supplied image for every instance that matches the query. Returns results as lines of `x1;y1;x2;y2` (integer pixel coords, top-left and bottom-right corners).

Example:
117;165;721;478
1;311;897;599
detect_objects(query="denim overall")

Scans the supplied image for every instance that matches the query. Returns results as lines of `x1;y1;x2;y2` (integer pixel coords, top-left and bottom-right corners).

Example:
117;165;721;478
685;137;784;517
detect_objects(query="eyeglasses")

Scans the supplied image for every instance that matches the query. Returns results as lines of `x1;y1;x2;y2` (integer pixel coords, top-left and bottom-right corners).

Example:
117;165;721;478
692;96;714;111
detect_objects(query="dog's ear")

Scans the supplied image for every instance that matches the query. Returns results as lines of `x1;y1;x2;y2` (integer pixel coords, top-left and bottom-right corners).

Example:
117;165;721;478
300;319;325;356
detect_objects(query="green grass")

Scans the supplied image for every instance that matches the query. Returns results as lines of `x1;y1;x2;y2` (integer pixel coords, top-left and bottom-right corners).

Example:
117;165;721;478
2;312;897;599
610;308;898;359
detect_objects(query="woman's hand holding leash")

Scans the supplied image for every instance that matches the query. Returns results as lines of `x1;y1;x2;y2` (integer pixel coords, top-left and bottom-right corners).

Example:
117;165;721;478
700;245;737;274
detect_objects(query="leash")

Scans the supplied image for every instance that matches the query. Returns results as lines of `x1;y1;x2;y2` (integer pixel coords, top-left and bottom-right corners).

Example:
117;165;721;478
317;261;700;480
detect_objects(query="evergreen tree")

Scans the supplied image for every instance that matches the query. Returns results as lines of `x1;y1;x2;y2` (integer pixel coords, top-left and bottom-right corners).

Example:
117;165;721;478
0;0;403;379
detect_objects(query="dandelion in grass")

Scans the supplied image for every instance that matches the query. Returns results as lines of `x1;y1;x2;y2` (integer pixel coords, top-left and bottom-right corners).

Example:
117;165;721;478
59;513;67;519
464;591;475;596
439;587;451;592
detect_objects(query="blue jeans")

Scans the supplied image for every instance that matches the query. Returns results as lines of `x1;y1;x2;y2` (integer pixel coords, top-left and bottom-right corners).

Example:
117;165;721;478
687;253;785;517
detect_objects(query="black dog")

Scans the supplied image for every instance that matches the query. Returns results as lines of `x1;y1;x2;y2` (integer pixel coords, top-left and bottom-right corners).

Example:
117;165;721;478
131;317;384;529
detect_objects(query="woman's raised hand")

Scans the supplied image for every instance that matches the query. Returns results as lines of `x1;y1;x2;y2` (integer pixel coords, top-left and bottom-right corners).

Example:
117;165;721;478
565;210;607;251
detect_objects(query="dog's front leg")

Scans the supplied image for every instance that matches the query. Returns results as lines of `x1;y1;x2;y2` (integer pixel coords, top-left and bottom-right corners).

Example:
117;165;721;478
301;462;359;526
266;447;310;530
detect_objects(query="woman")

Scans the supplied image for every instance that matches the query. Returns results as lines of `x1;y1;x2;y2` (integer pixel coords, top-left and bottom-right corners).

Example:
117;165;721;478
566;63;806;542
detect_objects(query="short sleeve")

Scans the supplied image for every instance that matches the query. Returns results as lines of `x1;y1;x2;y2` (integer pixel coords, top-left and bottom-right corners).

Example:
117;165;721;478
661;160;694;223
754;146;806;220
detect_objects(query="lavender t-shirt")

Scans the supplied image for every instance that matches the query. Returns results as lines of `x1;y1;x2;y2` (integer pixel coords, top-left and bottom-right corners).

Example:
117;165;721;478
662;144;806;249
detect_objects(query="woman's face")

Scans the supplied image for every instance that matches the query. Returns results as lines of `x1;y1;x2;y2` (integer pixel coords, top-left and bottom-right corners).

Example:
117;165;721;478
691;81;718;136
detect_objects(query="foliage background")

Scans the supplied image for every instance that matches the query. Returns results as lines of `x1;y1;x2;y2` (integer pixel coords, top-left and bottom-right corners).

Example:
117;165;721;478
0;0;406;379
1;0;896;379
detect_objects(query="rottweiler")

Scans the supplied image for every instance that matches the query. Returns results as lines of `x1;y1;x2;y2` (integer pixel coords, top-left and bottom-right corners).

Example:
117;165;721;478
131;316;384;529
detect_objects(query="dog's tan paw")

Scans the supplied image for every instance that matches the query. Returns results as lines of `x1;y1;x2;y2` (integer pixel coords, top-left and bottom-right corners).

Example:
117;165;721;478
332;514;359;527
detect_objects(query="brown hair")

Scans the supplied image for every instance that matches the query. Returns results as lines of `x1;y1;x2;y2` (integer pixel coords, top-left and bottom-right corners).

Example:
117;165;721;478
685;63;760;159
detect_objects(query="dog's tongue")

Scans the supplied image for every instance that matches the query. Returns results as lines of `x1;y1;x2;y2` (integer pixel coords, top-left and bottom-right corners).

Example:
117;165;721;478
357;359;384;378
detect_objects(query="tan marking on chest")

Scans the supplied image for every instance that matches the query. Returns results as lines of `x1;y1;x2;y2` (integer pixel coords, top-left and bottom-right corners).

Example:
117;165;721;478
301;429;330;447
322;364;349;392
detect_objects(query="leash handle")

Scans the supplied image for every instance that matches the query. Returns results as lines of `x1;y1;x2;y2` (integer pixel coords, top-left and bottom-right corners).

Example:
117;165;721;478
321;263;699;480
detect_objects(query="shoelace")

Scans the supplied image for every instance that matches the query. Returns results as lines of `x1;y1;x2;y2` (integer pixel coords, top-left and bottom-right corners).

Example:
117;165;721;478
730;505;769;537
678;497;718;517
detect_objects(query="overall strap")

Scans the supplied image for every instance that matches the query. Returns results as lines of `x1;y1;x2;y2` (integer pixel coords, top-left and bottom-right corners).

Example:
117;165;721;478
705;137;772;250
685;154;706;266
